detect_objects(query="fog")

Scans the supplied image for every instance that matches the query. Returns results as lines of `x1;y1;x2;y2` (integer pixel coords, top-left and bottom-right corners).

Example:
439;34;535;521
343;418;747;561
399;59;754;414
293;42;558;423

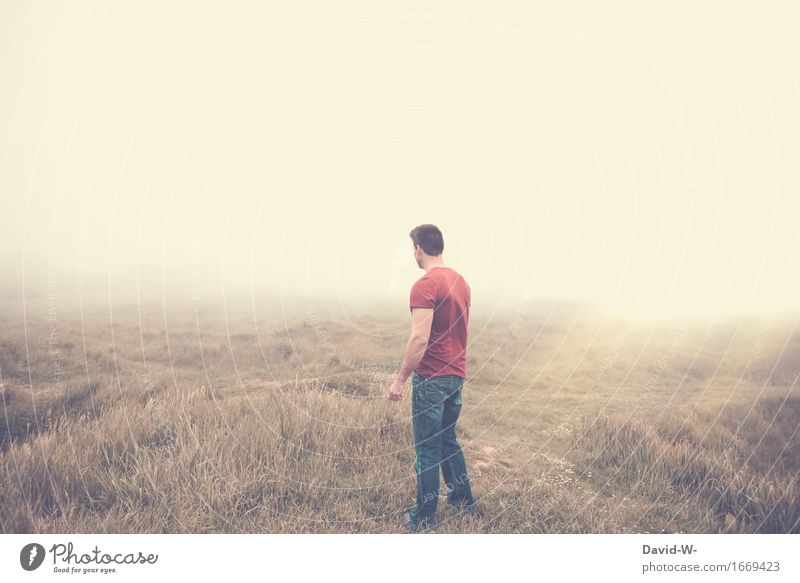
2;1;799;322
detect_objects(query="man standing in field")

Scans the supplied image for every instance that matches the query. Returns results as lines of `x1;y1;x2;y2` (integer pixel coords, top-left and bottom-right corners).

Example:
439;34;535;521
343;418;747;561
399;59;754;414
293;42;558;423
388;224;477;532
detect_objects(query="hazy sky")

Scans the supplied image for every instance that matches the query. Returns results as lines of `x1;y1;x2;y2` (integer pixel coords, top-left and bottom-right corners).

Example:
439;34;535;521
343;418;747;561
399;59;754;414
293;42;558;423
1;1;799;320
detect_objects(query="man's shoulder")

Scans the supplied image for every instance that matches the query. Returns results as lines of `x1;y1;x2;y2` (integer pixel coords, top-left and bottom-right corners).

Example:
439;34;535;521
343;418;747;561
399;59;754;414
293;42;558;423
443;268;468;286
411;268;469;290
410;273;437;297
412;272;435;287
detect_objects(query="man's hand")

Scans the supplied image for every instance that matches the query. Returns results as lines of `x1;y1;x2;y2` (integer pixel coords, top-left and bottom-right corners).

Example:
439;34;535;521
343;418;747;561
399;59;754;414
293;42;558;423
388;379;406;401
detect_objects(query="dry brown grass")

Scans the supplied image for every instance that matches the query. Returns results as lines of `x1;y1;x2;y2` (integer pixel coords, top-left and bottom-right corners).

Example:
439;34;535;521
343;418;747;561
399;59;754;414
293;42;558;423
1;298;798;533
571;394;800;533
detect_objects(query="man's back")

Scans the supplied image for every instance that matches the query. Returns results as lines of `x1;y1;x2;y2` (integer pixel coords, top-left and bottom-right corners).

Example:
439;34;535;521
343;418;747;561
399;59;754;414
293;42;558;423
409;266;470;378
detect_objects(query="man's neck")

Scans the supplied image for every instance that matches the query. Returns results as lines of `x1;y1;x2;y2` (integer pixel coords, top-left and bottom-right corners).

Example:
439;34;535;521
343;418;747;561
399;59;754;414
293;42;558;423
423;261;447;273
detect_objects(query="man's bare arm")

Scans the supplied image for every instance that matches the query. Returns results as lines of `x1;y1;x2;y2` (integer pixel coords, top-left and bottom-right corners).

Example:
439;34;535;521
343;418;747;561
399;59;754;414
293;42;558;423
388;307;433;400
397;307;433;382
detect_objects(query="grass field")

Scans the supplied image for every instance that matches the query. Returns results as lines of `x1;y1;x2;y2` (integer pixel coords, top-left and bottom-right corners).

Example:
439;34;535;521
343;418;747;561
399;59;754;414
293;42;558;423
1;297;798;533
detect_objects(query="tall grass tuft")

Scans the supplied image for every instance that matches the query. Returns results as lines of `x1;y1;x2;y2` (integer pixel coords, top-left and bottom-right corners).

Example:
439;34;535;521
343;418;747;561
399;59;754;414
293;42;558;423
572;395;800;533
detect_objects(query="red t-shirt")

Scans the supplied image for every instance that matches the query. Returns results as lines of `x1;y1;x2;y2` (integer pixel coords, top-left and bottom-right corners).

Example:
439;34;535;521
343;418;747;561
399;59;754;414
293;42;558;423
409;266;471;378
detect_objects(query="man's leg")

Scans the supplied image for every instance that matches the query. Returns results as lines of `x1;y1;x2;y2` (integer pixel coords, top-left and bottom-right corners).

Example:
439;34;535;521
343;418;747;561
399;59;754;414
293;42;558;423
410;372;447;530
440;376;476;511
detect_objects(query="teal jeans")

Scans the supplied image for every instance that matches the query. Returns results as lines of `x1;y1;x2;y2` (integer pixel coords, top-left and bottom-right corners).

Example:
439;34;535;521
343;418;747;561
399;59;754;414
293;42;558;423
409;371;475;530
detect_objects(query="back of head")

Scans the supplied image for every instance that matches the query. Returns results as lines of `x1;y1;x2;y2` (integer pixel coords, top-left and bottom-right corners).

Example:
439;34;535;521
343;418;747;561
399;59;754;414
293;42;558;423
409;224;444;256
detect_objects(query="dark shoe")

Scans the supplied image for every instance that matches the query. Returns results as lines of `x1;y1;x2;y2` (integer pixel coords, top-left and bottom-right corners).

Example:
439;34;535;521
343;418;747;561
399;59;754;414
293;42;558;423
402;508;414;531
403;508;433;532
448;497;477;515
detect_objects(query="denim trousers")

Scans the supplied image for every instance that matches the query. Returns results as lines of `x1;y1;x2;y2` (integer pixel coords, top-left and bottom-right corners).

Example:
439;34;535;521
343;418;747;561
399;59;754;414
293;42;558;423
409;371;475;529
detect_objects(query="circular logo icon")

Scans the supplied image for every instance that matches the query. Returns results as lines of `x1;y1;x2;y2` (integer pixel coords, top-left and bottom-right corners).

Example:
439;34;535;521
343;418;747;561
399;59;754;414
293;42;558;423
20;543;46;571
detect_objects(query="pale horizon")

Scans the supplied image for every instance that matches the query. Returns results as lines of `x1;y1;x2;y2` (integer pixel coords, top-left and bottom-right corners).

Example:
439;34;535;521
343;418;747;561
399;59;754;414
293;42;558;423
2;1;800;323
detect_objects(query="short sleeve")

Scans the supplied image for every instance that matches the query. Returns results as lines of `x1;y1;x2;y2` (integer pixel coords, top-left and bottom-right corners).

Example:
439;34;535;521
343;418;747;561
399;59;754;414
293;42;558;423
409;277;437;312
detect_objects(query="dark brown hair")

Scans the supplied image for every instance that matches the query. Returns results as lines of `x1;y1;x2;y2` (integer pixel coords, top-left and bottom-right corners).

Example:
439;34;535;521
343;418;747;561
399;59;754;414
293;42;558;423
409;224;444;256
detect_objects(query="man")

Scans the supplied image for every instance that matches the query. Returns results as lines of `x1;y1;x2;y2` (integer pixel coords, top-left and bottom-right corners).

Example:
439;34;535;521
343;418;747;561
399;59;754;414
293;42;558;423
388;224;477;532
